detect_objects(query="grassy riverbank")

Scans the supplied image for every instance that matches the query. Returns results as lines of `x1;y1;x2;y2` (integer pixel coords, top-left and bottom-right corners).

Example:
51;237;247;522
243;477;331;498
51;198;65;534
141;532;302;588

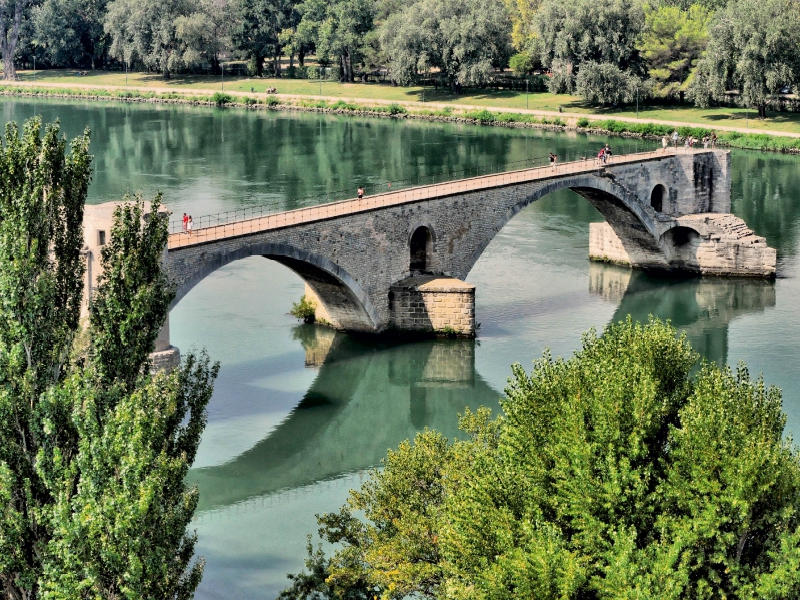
8;69;800;136
3;73;800;153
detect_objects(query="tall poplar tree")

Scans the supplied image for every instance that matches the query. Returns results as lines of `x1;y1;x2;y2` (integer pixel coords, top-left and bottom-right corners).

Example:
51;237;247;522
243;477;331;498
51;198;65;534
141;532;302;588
0;117;218;599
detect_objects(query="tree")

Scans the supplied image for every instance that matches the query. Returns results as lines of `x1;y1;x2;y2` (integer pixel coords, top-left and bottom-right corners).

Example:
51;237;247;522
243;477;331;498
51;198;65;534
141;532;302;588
296;0;373;82
637;4;710;99
379;0;511;88
0;0;32;79
575;60;649;105
503;0;541;54
175;0;235;74
104;0;191;79
0;117;218;598
283;319;800;599
690;0;800;118
32;0;109;68
534;0;645;93
233;0;288;77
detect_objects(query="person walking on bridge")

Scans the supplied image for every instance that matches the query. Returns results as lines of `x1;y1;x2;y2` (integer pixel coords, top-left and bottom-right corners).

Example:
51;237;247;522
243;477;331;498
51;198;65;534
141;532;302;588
549;152;557;170
672;129;679;149
182;212;188;232
357;186;364;201
187;216;193;236
604;144;613;163
662;136;669;153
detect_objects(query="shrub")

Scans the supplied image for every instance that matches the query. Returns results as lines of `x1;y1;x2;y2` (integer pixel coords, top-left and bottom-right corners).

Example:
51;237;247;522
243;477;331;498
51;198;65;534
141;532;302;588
244;97;257;106
388;103;407;115
290;295;317;323
467;109;496;123
212;92;232;106
577;117;591;128
267;96;281;107
509;52;535;75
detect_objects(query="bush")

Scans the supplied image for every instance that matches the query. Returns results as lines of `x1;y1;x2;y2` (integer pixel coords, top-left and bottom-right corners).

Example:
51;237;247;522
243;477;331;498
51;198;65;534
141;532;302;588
267;96;281;107
244;97;257;105
467;109;496;123
290;295;317;323
388;103;407;115
577;117;591;128
212;92;232;106
509;52;535;75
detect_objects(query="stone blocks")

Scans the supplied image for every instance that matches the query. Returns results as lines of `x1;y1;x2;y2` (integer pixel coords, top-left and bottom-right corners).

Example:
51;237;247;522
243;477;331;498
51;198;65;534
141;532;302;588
389;276;476;336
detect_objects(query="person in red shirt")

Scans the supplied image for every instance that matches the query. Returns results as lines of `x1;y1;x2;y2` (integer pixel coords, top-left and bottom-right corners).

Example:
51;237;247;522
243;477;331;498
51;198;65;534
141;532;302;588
182;213;188;233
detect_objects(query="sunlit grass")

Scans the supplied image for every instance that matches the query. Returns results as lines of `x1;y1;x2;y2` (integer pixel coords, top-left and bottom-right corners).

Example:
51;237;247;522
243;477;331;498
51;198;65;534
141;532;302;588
6;69;800;135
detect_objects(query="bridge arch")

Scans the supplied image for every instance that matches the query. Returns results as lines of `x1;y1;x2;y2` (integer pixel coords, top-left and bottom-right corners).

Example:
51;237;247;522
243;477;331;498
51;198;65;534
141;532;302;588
461;172;676;278
169;242;380;332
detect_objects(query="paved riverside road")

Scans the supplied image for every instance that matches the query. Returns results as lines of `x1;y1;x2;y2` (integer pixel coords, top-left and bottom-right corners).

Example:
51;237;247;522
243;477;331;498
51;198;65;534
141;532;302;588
168;148;697;250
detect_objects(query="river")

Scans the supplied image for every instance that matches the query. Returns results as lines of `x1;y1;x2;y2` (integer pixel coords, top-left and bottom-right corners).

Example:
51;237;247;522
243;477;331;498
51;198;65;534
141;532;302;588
2;98;799;598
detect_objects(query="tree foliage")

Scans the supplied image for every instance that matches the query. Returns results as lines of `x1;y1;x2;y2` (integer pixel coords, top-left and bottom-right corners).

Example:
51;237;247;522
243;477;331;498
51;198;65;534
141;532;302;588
379;0;511;87
534;0;645;93
637;4;710;99
575;61;649;105
0;117;218;599
104;0;191;78
32;0;109;69
283;319;800;599
690;0;800;117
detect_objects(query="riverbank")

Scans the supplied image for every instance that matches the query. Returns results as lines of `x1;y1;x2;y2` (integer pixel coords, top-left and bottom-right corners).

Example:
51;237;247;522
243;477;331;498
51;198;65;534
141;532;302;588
3;80;800;154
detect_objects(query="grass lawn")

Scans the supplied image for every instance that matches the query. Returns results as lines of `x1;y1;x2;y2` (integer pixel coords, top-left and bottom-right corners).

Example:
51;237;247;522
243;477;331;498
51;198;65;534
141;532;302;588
9;69;800;135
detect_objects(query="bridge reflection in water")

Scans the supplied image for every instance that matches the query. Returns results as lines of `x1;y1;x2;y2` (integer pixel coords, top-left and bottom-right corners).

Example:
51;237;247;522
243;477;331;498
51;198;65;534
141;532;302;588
188;262;775;514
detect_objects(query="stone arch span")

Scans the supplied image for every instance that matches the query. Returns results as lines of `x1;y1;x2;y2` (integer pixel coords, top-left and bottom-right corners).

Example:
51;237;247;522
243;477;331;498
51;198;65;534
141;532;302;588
459;172;679;278
169;242;380;332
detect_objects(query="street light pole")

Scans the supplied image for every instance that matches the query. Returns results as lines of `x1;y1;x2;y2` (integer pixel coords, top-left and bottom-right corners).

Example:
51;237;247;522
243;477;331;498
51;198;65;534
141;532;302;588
526;79;529;110
636;85;639;118
221;62;224;91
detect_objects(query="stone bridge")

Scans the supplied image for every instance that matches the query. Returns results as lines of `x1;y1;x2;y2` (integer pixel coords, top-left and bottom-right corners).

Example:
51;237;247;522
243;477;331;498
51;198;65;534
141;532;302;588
157;149;775;337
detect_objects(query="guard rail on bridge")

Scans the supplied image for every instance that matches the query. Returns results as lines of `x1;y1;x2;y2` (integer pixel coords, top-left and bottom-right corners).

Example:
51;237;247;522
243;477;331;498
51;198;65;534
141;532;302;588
168;148;701;250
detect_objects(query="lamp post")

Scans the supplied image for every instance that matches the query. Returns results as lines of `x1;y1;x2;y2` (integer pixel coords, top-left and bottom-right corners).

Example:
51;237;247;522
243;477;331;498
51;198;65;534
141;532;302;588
526;79;529;110
221;62;224;91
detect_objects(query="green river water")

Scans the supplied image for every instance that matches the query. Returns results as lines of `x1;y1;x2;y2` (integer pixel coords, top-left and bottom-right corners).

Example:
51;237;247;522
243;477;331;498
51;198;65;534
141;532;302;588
2;98;799;598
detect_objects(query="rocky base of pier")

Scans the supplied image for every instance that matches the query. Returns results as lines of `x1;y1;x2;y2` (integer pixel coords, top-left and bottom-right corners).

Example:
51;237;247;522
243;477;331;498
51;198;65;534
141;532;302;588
590;218;776;277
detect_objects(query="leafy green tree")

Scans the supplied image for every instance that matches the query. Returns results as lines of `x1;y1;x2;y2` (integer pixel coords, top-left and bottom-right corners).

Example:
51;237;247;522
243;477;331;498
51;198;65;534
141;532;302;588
295;0;373;81
379;0;511;88
0;117;218;598
175;0;235;74
32;0;109;68
575;61;649;104
0;0;32;79
104;0;191;79
637;4;710;99
233;0;290;77
690;0;800;118
284;319;800;599
534;0;645;93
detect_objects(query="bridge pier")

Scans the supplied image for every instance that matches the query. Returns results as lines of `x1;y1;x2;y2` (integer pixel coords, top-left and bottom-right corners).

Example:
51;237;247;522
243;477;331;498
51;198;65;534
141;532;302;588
83;203;181;371
590;217;776;277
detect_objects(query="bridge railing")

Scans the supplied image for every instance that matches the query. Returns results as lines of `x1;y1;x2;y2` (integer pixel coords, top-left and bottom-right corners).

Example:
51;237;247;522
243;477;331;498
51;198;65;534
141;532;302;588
169;155;563;233
169;147;700;246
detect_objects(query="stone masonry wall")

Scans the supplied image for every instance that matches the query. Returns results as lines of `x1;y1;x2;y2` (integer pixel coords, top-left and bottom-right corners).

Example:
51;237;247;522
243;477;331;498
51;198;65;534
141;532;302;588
589;222;632;265
389;276;476;336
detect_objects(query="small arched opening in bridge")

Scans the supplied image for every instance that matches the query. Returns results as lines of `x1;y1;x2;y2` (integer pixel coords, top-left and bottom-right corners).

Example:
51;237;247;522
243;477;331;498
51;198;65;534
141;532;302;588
651;184;667;213
662;226;701;266
410;226;433;272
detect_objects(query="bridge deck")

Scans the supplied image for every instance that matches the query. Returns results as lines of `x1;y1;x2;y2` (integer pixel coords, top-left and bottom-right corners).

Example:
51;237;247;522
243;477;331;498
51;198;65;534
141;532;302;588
168;148;706;250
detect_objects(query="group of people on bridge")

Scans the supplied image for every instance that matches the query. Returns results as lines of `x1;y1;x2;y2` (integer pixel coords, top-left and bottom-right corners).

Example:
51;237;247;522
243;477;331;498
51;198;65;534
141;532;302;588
182;213;194;235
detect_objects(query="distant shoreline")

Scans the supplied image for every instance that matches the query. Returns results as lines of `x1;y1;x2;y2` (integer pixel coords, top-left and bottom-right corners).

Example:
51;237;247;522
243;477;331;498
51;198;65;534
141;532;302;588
2;85;800;155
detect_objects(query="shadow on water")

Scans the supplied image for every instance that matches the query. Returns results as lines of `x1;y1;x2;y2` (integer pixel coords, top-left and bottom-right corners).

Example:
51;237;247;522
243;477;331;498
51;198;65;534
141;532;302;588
188;330;500;512
589;262;776;366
